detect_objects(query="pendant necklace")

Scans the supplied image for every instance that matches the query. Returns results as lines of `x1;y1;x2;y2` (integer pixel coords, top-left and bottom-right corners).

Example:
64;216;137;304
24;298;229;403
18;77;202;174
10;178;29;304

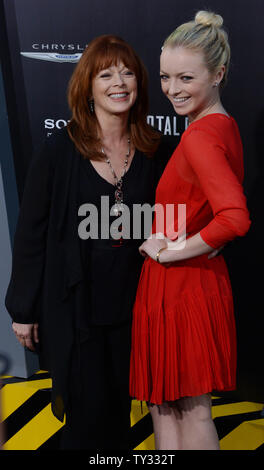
101;138;131;216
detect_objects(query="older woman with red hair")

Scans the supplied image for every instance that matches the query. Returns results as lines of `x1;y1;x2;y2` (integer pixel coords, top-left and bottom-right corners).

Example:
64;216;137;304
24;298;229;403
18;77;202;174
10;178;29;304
5;35;174;449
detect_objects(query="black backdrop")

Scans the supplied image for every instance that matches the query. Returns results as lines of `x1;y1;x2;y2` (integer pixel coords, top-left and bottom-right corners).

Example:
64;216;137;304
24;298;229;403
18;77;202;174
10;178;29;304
0;0;263;401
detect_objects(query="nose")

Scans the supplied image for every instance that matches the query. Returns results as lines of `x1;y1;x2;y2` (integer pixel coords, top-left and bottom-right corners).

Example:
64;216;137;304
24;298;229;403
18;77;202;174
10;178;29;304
168;78;181;96
113;72;125;87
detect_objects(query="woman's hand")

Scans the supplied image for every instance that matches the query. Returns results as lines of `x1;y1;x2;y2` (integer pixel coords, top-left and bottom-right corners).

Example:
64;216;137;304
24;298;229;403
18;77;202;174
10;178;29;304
139;233;168;261
12;322;39;351
140;232;225;265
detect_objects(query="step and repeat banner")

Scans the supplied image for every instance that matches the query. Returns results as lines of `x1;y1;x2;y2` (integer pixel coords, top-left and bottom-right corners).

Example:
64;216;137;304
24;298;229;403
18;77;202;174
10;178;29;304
1;0;263;399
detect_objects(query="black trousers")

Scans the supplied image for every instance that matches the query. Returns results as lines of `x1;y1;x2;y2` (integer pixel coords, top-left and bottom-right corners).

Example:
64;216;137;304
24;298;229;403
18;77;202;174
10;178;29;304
60;322;132;450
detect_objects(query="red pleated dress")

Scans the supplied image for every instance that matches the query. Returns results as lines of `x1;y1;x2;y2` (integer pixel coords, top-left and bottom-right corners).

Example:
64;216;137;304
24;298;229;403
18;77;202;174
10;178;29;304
129;114;251;404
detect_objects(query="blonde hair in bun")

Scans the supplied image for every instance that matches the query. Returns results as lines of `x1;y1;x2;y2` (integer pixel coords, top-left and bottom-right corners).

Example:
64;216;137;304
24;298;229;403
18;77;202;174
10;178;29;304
195;10;223;28
163;10;230;87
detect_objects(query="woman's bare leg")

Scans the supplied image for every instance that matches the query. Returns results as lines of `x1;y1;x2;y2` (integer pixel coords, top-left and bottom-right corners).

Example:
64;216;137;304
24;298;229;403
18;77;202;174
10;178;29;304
175;394;220;450
148;394;219;450
148;402;182;450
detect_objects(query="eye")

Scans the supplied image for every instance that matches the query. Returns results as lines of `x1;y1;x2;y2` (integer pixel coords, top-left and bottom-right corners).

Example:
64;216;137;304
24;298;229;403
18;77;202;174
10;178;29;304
181;75;193;82
160;74;169;81
123;70;135;76
99;72;111;78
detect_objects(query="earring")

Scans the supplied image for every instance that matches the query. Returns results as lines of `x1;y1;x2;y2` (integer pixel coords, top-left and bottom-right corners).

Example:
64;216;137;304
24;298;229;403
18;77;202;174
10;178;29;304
214;82;219;87
88;99;94;114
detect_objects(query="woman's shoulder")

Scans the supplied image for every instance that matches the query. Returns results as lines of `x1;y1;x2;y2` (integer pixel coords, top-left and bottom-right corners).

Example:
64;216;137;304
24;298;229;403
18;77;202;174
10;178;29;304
182;114;240;148
29;126;76;178
43;126;74;151
35;126;76;167
185;114;237;137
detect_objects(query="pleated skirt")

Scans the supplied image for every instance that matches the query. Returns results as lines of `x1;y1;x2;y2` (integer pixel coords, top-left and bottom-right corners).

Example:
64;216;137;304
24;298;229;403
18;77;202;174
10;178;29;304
129;254;237;404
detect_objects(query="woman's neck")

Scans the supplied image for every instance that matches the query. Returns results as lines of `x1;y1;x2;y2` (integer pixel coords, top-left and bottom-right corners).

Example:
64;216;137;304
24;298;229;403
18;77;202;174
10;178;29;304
96;110;130;148
188;98;228;123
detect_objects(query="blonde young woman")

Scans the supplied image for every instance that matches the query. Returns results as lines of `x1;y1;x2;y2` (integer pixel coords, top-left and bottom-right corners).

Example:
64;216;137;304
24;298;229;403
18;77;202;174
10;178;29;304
129;11;251;450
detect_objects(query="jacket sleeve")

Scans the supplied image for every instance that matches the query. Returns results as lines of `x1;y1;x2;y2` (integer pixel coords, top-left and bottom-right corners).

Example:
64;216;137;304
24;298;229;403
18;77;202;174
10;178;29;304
181;128;251;249
5;139;54;323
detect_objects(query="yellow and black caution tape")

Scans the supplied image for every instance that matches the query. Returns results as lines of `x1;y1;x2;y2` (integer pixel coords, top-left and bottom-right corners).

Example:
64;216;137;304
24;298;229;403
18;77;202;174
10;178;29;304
1;371;264;450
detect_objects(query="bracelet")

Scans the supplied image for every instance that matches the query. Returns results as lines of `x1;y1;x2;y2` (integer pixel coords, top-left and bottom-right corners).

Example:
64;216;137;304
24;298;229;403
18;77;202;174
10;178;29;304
156;247;167;263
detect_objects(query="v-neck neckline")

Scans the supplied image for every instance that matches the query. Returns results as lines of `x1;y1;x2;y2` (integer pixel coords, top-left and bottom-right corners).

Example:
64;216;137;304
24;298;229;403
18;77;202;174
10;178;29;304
86;150;137;188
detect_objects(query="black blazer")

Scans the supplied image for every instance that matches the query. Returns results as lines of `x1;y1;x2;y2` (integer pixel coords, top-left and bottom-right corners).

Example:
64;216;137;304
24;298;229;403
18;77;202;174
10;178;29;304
5;126;177;421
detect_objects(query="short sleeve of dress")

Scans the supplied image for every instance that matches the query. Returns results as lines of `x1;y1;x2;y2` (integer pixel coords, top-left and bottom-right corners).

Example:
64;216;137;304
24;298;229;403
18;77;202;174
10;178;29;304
181;128;251;249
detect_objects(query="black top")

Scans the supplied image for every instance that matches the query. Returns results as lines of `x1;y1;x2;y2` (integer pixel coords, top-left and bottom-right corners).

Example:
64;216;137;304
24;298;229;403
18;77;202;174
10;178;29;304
78;149;159;326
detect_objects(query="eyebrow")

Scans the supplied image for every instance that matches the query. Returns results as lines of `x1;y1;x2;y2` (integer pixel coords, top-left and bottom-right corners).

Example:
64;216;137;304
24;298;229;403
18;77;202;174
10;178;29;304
160;70;194;76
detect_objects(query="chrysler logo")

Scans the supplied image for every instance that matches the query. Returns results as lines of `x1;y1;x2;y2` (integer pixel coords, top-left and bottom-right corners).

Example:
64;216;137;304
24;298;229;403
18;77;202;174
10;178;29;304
20;52;82;63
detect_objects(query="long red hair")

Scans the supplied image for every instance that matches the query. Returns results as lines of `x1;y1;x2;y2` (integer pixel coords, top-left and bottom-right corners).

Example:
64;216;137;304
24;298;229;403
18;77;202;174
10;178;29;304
67;35;160;159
